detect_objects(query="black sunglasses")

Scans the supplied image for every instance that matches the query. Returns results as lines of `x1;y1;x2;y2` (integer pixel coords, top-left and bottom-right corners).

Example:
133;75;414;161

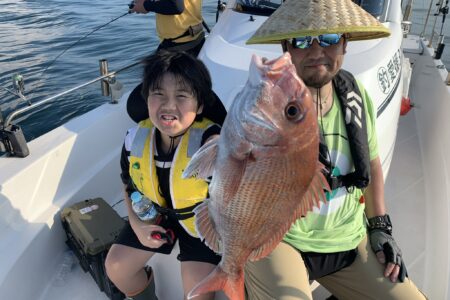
291;33;344;49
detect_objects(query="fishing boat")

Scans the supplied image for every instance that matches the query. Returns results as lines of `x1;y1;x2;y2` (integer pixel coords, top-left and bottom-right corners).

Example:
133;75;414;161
1;0;449;299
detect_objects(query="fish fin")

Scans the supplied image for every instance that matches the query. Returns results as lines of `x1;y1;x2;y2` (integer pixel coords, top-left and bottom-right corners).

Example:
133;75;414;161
194;199;222;253
183;136;219;179
187;266;244;300
248;219;297;261
248;238;280;261
220;156;247;204
295;162;330;218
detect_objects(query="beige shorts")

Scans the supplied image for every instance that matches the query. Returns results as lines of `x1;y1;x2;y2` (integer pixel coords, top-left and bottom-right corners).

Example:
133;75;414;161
245;235;426;300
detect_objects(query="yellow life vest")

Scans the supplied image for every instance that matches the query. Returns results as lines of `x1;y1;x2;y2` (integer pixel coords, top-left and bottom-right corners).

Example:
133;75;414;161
156;0;203;43
129;118;214;237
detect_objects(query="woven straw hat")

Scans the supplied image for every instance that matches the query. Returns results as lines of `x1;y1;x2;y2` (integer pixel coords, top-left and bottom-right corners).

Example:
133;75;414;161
247;0;391;44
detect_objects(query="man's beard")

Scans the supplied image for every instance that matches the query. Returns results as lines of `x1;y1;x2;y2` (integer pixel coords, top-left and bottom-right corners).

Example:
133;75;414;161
303;72;334;89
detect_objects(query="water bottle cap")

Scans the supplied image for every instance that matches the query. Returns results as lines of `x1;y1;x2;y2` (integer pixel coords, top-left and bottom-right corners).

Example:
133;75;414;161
130;191;143;203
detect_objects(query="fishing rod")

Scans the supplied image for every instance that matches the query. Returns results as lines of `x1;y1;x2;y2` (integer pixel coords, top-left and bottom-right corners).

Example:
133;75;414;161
0;74;28;103
434;0;449;59
216;0;226;22
1;4;134;106
1;0;212;115
40;11;131;76
0;3;135;157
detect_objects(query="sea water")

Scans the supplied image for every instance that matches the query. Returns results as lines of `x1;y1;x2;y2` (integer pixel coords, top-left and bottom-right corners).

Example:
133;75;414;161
0;0;448;140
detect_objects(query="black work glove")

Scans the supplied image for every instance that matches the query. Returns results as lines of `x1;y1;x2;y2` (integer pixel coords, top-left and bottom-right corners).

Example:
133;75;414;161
369;229;408;282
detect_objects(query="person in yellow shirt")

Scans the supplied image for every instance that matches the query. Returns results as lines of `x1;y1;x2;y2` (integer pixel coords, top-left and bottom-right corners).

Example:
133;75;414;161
131;0;205;56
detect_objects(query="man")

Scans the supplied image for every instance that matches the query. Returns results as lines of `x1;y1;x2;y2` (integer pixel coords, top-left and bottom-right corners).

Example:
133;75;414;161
131;0;205;56
244;0;426;299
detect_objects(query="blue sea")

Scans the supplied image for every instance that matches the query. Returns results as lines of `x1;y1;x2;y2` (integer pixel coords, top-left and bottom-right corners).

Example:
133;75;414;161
0;0;449;140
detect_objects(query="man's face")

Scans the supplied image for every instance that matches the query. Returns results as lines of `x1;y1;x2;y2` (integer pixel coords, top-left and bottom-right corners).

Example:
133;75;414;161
285;36;347;88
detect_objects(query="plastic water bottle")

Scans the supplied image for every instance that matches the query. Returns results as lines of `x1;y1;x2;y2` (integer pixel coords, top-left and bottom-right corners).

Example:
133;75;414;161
131;191;159;223
53;249;77;287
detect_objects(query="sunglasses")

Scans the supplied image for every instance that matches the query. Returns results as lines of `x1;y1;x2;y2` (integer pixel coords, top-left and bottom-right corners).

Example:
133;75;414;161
291;33;344;49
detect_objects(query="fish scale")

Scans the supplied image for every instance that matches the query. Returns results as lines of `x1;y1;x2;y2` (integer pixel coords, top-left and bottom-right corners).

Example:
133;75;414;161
183;52;329;300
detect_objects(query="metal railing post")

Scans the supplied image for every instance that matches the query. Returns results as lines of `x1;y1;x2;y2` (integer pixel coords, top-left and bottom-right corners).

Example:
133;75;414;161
99;59;110;97
4;60;141;127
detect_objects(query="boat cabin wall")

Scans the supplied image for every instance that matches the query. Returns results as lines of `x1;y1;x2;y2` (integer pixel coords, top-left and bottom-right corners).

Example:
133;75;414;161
386;0;402;23
343;21;404;177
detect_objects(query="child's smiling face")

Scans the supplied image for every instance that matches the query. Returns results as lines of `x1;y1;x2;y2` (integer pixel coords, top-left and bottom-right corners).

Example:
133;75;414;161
147;73;202;141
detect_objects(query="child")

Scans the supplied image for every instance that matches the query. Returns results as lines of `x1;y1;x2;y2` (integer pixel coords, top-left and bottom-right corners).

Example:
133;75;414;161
105;50;225;300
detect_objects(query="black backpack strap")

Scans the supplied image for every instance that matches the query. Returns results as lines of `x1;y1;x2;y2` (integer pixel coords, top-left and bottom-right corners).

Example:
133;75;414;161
332;70;371;189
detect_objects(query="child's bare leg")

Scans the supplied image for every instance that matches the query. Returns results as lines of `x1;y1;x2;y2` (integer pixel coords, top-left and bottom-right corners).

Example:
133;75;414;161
105;243;154;295
181;261;216;300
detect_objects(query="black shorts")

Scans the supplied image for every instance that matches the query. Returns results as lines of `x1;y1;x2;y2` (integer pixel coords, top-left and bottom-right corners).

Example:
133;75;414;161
300;248;358;280
114;216;221;265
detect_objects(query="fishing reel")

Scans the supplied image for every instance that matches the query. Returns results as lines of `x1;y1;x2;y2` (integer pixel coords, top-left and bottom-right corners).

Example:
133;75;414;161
0;110;29;158
434;0;449;16
216;1;227;22
434;0;449;59
13;74;25;97
0;73;30;157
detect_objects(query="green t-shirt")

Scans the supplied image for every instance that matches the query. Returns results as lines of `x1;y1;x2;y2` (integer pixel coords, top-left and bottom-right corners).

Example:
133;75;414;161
283;82;378;253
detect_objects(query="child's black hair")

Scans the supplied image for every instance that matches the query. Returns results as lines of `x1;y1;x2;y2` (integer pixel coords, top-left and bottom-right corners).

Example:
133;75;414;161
141;50;215;119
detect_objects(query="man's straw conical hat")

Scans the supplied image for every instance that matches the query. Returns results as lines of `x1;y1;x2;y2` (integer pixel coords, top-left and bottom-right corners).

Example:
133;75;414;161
247;0;391;44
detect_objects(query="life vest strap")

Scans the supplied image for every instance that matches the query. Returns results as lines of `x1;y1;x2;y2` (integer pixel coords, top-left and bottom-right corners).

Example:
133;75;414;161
155;202;201;220
165;22;204;42
327;173;370;192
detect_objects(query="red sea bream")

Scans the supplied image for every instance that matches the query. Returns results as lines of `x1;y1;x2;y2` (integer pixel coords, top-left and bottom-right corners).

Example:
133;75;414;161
183;52;329;300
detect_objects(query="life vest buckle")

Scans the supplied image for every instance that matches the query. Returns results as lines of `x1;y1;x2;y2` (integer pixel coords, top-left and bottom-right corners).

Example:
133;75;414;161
188;23;204;37
328;176;342;191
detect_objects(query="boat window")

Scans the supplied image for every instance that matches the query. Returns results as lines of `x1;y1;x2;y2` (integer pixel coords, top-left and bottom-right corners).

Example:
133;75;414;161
234;0;387;20
352;0;386;19
234;0;282;16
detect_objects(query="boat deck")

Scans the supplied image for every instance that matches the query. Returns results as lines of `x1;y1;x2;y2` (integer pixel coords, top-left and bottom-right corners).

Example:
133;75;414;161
384;108;426;286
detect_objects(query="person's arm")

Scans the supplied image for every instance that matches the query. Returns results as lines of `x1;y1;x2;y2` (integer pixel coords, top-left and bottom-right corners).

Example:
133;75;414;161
131;0;184;15
120;141;167;248
360;81;407;283
364;157;407;283
363;156;385;218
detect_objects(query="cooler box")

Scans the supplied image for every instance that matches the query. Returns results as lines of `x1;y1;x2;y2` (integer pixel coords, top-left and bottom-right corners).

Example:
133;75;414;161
61;198;125;300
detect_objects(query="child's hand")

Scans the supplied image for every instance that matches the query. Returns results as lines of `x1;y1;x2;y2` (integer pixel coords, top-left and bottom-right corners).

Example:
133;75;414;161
135;223;168;248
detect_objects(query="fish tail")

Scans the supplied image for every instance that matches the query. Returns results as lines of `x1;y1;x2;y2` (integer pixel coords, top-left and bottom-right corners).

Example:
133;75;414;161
187;266;244;300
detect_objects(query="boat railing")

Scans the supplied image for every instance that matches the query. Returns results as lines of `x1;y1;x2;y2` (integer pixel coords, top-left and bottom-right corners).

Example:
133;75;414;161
415;0;448;58
0;59;141;158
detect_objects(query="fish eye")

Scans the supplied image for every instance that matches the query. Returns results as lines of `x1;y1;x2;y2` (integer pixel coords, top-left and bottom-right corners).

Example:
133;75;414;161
285;102;304;122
